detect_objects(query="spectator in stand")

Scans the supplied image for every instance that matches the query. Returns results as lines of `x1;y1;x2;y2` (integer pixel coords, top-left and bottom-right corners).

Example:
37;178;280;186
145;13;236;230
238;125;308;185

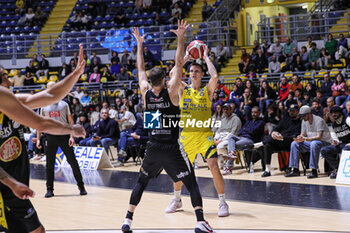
300;46;309;68
290;75;302;93
25;8;35;26
262;104;301;177
321;106;350;179
276;101;286;122
110;59;121;79
12;69;25;87
71;86;84;101
90;51;101;64
336;33;348;60
80;11;90;30
332;73;347;106
101;67;112;82
69;11;81;30
268;55;280;74
36;54;49;78
278;76;290;102
128;47;137;69
89;67;101;83
133;0;143;15
15;0;25;15
238;48;252;73
257;80;276;114
86;108;120;152
228;84;239;106
217;43;230;67
251;40;260;60
169;2;182;24
308;42;320;70
117;106;136;131
202;0;213;21
210;52;220;72
143;0;153;13
96;0;106;16
286;106;332;179
318;48;329;69
245;68;257;81
75;112;91;144
33;6;46;27
116;67;130;81
212;92;224;114
87;0;97;18
131;88;142;113
323;97;335;124
215;80;230;101
264;103;279;133
235;77;245;99
305;82;316;98
253;49;268;73
59;63;71;80
71;98;83;122
294;89;303;107
325;34;338;60
80;91;91;108
212;104;223;134
111;51;120;64
306;35;313;51
23;72;35;86
260;39;270;57
121;49;130;69
267;40;283;62
240;88;257;120
89;58;101;74
311;99;323;117
26;60;37;74
281;37;296;63
285;92;297;109
320;73;333;106
144;46;156;69
302;92;312;107
292;56;306;72
31;54;40;70
114;7;127;26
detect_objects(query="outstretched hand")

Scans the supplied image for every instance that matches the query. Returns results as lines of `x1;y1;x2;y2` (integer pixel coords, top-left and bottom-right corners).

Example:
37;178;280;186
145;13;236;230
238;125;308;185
75;44;86;75
202;44;209;59
170;19;190;39
132;27;145;44
71;124;86;138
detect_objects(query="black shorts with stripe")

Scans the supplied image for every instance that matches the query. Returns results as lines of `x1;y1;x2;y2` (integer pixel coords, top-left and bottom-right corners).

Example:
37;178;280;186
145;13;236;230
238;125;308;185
141;140;193;182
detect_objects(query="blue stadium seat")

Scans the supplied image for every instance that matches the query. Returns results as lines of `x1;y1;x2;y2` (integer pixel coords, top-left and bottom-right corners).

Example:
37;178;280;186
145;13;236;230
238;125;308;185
125;1;134;7
9;20;16;27
104;15;112;21
136;19;144;26
149;11;156;18
145;18;154;26
160;10;169;18
95;15;103;22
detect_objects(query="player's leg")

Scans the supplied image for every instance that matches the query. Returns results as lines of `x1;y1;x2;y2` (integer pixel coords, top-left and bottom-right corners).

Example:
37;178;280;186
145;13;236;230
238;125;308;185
165;181;183;213
44;135;59;198
60;135;86;195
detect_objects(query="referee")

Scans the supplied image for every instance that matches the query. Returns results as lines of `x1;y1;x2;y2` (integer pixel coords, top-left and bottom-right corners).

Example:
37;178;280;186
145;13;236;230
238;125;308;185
37;82;87;198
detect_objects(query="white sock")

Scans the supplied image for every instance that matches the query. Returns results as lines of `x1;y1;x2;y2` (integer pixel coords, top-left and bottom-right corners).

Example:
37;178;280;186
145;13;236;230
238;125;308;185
174;190;181;201
265;164;271;172
218;193;226;204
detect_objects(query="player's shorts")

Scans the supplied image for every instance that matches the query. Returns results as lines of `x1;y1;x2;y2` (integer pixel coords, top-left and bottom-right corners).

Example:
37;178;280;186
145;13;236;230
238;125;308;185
141;140;194;182
180;131;217;164
0;192;41;233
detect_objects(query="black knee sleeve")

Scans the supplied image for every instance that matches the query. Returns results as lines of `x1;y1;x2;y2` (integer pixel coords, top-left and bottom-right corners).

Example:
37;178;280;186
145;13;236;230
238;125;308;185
182;174;203;208
129;173;150;206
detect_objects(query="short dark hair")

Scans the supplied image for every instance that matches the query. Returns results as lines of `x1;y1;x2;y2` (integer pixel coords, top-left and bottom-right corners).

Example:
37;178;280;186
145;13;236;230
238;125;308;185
149;67;165;87
311;42;316;47
312;99;320;104
190;62;204;72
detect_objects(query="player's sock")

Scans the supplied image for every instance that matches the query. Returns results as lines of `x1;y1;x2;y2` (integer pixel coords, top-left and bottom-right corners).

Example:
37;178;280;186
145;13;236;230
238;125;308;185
126;211;134;220
195;208;205;222
218;193;226;204
265;165;271;172
174;190;181;202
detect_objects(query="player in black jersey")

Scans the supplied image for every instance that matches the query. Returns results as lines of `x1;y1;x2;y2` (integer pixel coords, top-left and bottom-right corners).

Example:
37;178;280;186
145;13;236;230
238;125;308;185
121;20;214;233
0;45;86;233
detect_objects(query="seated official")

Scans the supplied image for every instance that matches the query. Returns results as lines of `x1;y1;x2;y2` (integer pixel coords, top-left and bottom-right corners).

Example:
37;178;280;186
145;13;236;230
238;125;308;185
117;105;137;131
262;104;301;177
86;108;120;152
75;112;91;144
286;106;332;179
321;106;350;179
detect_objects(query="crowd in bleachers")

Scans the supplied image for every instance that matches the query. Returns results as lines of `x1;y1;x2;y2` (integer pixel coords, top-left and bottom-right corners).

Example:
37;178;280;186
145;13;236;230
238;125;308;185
239;34;350;75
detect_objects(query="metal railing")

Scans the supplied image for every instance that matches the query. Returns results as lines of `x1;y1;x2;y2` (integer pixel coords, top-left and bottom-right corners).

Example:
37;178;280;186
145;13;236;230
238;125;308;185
308;0;337;13
256;9;350;43
0;21;232;64
208;0;240;22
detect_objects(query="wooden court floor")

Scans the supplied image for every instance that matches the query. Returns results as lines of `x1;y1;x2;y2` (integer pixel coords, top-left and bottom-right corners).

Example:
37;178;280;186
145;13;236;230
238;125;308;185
27;154;350;233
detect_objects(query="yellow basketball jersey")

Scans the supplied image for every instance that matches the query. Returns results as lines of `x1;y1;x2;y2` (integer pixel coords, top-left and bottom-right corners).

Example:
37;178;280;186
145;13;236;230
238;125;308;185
179;86;213;132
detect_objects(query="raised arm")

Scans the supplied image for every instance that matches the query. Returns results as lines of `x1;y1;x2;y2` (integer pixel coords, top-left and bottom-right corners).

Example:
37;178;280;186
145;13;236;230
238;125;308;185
0;87;85;137
15;44;86;109
167;20;190;105
204;45;219;101
132;27;151;98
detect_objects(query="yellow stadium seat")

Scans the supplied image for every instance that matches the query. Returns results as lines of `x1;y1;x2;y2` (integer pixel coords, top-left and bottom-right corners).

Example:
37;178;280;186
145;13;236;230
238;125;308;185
315;69;327;78
36;76;48;84
4;70;8;74
8;69;17;77
128;71;132;77
100;77;108;83
330;68;340;77
303;71;312;79
79;74;88;82
333;58;346;68
284;71;293;78
49;75;58;82
301;80;308;88
49;71;58;75
33;76;37;82
280;62;286;70
262;73;268;78
347;79;350;87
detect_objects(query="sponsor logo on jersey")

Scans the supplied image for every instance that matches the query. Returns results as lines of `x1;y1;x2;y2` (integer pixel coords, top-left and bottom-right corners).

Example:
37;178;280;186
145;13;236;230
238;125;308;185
0;136;22;162
49;111;61;117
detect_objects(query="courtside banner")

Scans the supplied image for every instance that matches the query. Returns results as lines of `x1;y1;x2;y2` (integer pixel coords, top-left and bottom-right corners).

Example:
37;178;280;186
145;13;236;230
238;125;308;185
336;150;350;185
55;146;112;170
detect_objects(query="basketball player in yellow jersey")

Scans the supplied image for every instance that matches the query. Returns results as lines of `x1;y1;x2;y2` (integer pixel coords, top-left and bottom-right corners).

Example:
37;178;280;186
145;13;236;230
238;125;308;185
165;45;229;217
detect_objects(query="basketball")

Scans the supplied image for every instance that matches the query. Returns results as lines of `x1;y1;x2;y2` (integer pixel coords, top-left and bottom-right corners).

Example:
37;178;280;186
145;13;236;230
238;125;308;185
186;40;206;59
